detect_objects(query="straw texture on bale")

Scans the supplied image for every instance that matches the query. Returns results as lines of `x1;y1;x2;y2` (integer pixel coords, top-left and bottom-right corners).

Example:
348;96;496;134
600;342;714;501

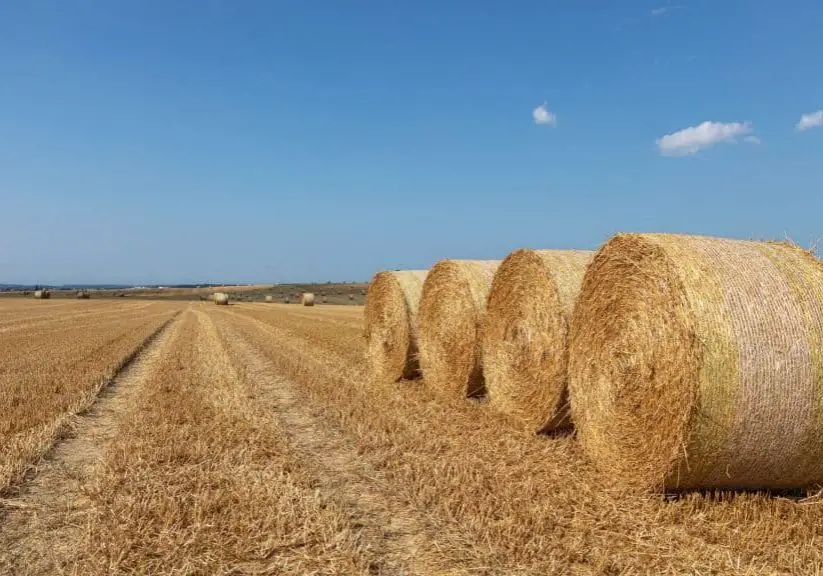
34;290;50;299
483;249;594;433
301;292;315;306
213;292;229;306
364;270;429;384
418;260;501;398
568;233;823;491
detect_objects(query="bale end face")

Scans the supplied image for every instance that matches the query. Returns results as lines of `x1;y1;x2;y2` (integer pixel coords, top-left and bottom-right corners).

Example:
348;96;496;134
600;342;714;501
301;292;315;306
483;249;593;433
213;292;229;305
364;270;427;384
418;260;500;399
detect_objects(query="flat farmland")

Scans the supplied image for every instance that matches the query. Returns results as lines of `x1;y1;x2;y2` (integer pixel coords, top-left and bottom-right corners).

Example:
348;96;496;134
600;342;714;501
2;300;823;575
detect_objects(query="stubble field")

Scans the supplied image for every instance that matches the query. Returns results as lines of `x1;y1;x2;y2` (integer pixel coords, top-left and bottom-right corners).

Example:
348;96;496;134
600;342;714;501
1;298;823;575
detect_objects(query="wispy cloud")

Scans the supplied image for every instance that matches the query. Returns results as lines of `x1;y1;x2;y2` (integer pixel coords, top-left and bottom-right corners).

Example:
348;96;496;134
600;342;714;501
795;110;823;132
656;121;755;156
532;103;557;127
651;4;683;16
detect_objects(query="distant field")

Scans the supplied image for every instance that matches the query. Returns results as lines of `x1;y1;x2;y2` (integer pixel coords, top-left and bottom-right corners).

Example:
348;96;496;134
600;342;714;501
0;282;369;305
1;299;823;573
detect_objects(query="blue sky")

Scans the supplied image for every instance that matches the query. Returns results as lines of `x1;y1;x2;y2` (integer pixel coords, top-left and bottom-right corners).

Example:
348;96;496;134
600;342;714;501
1;1;821;285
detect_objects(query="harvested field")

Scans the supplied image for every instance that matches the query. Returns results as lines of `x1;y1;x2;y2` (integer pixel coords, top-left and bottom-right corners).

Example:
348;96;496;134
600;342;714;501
0;299;181;492
3;299;823;574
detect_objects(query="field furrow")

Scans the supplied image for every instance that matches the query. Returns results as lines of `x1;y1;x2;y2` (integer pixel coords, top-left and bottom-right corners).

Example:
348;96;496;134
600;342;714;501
0;301;182;492
36;307;379;574
0;311;182;574
208;307;456;575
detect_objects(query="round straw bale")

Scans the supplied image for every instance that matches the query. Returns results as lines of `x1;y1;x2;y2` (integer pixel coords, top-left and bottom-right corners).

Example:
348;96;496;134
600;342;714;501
483;249;594;433
569;233;823;491
418;259;501;398
364;270;428;384
301;292;315;306
265;295;273;302
76;290;90;299
213;292;229;305
34;289;51;299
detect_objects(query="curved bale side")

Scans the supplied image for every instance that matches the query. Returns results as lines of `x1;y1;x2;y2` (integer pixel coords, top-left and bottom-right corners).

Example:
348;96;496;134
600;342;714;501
213;292;229;306
34;290;51;299
364;270;429;384
483;249;594;433
418;260;501;398
301;292;315;306
568;233;823;491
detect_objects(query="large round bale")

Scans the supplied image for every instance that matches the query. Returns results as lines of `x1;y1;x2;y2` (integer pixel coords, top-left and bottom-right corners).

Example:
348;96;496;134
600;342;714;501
364;270;429;384
569;233;823;492
301;292;315;306
213;292;229;306
265;295;273;303
418;260;501;398
76;290;90;299
34;290;51;299
483;249;594;433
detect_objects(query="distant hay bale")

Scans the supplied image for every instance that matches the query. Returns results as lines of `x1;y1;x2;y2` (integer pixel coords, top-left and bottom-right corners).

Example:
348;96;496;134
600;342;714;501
348;293;355;301
569;233;823;491
265;295;273;302
213;292;229;306
76;290;91;299
364;270;429;384
483;249;594;433
418;260;501;398
301;292;315;306
34;290;51;299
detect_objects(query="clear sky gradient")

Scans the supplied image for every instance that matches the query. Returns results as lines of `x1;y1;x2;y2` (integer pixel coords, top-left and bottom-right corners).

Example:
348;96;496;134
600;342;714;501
1;1;821;285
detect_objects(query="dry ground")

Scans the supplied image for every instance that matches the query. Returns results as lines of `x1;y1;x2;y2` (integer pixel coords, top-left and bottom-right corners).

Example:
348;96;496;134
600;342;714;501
1;299;823;574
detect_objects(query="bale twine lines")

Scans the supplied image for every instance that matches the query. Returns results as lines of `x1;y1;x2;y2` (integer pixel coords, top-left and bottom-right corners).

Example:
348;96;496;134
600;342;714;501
364;270;428;384
483;249;594;433
213;292;229;306
569;233;823;491
418;260;501;398
301;292;315;306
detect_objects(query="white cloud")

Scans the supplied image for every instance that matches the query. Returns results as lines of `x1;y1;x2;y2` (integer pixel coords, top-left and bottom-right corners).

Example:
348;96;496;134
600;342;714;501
656;121;754;156
532;103;557;126
744;135;761;144
651;4;682;16
795;110;823;132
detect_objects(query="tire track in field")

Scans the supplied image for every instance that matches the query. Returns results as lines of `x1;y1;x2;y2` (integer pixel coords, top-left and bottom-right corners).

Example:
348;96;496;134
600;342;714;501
209;309;450;576
0;311;183;574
